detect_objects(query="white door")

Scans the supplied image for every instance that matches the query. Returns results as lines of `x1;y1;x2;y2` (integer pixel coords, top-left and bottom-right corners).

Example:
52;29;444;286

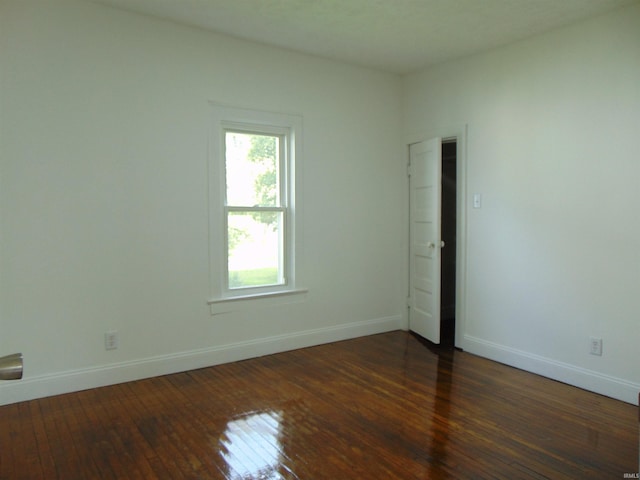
409;138;442;343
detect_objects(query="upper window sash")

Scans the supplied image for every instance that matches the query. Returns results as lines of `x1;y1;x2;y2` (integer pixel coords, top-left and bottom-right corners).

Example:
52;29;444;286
222;128;287;209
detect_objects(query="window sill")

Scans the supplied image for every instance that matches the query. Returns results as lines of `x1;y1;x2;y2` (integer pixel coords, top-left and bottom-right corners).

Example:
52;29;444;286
208;288;309;315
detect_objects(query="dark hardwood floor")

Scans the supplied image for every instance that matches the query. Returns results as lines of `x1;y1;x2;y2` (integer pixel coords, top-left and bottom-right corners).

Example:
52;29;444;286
1;331;637;479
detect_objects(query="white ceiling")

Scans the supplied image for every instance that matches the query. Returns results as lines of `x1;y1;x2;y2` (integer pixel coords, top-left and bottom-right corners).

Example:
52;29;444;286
91;0;637;74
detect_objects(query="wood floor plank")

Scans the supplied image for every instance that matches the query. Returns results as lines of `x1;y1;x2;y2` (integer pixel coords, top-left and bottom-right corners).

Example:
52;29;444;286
30;401;57;479
1;404;18;480
0;331;636;479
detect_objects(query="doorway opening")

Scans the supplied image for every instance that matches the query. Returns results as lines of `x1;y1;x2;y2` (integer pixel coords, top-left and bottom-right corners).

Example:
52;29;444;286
408;131;465;349
440;140;457;347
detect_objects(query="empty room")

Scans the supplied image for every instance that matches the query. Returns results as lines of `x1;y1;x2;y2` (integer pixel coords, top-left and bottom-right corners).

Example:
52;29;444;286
1;0;639;478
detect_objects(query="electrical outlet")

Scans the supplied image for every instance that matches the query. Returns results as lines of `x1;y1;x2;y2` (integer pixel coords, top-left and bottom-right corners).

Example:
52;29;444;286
589;337;602;356
105;331;118;351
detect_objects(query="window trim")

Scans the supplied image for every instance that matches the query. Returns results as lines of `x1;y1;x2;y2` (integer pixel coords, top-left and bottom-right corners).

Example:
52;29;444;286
208;103;303;305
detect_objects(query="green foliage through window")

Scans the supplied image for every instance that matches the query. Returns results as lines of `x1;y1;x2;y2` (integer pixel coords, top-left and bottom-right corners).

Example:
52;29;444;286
246;134;280;230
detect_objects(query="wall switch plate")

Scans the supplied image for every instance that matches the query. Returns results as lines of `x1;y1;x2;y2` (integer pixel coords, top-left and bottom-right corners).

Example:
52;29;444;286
105;331;118;351
589;337;602;356
473;193;482;209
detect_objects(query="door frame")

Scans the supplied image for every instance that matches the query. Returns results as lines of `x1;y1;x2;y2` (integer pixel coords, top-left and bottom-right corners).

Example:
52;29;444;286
406;125;468;348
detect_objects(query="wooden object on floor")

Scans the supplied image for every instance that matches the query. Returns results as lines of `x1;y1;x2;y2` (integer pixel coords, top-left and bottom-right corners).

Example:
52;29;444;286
0;331;636;479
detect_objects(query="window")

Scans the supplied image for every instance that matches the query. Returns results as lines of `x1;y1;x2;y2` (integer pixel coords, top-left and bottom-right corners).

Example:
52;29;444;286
225;129;286;289
208;104;303;303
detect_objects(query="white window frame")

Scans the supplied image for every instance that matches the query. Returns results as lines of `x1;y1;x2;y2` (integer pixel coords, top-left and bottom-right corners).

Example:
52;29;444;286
208;103;305;306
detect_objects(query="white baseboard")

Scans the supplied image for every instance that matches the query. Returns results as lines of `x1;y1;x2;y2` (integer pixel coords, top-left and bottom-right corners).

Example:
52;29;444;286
0;315;402;406
462;335;640;405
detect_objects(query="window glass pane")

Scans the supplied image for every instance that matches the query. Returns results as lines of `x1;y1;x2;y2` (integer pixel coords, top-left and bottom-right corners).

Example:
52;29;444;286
227;211;283;289
225;132;279;207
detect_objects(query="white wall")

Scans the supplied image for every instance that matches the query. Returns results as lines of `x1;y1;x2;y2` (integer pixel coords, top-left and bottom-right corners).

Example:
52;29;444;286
404;3;640;403
0;0;405;404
